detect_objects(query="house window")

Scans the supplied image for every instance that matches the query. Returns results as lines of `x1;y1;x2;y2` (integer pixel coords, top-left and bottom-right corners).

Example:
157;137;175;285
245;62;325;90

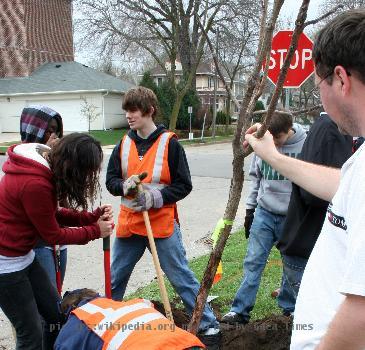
157;77;163;86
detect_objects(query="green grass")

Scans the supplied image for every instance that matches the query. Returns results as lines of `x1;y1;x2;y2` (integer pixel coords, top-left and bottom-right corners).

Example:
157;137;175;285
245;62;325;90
128;230;283;320
89;129;128;146
180;135;233;146
0;141;18;154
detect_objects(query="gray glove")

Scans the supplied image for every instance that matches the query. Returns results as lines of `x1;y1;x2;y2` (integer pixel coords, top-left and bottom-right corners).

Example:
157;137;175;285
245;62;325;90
131;189;163;212
122;175;140;196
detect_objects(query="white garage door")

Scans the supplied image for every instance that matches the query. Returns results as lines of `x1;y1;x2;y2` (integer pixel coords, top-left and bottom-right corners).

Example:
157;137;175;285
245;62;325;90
29;99;88;132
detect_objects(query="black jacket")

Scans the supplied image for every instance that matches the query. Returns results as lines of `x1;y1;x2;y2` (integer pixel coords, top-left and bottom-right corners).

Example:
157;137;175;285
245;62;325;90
106;125;192;204
277;113;352;259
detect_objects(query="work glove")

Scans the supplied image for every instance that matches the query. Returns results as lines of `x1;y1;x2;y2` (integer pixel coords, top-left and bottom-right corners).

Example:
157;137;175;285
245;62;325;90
244;208;255;239
122;175;140;196
131;189;163;212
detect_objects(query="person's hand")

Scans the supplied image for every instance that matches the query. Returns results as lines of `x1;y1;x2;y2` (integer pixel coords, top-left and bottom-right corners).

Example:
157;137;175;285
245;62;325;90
243;123;279;161
100;204;113;221
46;133;60;148
122;175;140;196
244;208;255;239
97;218;114;238
131;189;163;212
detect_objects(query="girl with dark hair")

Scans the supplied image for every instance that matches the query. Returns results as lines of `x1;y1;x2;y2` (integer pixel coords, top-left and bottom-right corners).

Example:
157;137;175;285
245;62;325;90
14;105;67;346
0;133;114;350
20;105;68;290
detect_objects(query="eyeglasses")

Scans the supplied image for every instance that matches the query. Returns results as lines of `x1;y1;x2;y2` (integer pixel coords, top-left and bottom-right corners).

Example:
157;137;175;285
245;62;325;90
309;71;333;100
310;69;352;100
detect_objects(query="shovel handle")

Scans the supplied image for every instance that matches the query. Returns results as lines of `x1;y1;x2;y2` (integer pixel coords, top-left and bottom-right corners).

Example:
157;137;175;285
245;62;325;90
137;178;174;323
103;236;112;299
103;236;110;251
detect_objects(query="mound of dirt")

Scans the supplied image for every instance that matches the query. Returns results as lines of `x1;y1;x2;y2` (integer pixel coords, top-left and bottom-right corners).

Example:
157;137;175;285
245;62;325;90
220;315;292;350
152;300;292;350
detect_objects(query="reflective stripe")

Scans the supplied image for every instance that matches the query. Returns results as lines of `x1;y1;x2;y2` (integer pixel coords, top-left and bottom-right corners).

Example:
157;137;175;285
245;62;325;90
151;132;171;183
121;136;132;179
76;301;153;337
106;312;165;350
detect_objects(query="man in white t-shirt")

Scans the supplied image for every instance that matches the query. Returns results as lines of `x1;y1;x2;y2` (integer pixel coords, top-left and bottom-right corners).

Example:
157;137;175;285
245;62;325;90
244;9;365;350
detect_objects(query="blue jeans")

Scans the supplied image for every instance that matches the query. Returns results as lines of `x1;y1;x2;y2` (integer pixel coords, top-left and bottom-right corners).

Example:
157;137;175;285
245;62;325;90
280;254;308;303
34;247;67;289
111;222;219;331
231;207;295;319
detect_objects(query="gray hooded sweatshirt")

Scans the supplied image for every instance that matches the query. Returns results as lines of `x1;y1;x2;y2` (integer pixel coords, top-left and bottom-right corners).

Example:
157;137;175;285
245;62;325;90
246;123;307;215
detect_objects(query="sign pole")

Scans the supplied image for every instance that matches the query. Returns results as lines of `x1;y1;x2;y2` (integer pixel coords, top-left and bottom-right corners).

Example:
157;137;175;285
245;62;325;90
188;106;193;140
285;89;290;109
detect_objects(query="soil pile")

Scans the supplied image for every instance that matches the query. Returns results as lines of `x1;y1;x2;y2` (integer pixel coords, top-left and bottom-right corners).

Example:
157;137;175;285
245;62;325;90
152;300;292;350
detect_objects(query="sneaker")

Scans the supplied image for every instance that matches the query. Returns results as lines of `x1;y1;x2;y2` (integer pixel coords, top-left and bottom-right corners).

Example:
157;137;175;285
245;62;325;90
271;288;281;298
282;310;294;317
220;311;248;325
198;327;221;350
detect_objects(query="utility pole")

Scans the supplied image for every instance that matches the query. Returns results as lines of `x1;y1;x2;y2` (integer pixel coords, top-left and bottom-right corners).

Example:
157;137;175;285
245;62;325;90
211;28;219;139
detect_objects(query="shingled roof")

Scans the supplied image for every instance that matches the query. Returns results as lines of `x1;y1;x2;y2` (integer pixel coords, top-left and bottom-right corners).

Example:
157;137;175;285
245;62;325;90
0;61;134;95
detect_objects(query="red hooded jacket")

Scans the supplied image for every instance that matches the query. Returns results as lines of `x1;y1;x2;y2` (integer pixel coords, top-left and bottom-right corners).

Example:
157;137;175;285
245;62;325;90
0;145;101;257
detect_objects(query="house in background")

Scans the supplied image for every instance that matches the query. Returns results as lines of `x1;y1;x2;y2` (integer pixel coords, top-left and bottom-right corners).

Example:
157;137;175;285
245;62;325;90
0;0;133;133
0;62;133;132
148;60;245;118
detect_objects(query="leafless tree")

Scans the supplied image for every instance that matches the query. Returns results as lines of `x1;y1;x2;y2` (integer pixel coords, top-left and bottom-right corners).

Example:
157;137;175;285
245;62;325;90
75;0;259;131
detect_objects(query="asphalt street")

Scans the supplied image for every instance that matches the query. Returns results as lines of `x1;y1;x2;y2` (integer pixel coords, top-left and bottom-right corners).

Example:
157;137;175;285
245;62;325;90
0;142;252;349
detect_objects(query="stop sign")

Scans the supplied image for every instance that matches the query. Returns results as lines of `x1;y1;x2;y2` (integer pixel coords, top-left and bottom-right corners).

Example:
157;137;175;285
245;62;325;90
265;30;314;88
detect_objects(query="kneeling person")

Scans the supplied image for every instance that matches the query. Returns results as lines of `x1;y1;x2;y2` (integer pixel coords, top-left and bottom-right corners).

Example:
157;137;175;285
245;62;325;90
55;289;205;350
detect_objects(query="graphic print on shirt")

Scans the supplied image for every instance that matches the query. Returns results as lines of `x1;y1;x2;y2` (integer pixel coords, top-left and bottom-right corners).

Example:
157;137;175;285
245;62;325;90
327;203;347;231
260;152;300;180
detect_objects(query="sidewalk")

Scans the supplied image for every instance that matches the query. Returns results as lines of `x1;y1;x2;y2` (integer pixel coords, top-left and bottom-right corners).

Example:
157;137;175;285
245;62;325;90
0;133;20;143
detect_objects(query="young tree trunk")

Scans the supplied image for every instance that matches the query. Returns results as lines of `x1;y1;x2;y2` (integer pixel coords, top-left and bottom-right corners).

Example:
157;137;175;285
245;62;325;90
188;0;311;335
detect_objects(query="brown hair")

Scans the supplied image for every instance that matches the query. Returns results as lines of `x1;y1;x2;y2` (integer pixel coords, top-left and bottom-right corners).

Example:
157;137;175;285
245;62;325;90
60;289;98;315
122;86;158;119
268;112;293;136
48;133;103;210
313;9;365;84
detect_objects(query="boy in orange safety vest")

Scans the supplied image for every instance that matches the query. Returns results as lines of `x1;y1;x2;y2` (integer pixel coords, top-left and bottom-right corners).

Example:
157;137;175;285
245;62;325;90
54;288;205;349
106;87;220;348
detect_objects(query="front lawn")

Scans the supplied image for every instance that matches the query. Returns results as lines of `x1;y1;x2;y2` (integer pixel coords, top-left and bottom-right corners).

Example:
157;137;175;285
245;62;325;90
89;129;128;146
128;230;283;320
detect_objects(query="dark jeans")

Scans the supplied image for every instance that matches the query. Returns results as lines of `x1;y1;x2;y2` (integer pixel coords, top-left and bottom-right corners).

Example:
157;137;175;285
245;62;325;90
0;258;62;350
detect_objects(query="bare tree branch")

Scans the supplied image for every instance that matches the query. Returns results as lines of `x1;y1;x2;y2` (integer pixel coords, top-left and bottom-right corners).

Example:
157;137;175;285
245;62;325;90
304;4;344;27
253;104;323;116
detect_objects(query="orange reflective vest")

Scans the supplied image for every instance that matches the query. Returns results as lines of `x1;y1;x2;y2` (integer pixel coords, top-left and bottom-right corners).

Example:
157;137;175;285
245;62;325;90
72;298;205;350
116;132;177;238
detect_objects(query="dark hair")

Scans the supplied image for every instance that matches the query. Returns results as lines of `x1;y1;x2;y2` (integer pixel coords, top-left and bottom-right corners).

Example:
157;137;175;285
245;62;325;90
122;86;158;119
60;288;98;316
51;115;63;139
268;112;293;136
313;9;365;84
48;133;103;210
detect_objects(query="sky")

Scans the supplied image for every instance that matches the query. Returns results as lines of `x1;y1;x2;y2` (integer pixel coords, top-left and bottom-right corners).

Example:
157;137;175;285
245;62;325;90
280;0;325;21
